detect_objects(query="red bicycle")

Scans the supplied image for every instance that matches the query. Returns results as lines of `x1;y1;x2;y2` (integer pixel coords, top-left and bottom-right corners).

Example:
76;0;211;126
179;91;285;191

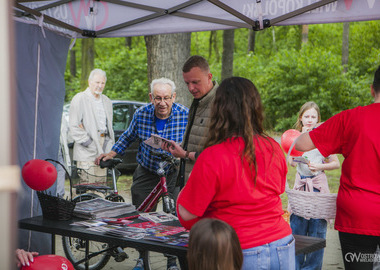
136;152;177;214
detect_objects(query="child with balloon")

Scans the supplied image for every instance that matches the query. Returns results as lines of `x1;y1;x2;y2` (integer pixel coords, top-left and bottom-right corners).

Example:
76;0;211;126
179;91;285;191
286;101;340;270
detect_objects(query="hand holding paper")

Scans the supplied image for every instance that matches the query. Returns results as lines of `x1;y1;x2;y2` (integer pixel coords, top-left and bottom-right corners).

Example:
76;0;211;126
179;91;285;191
292;156;310;164
144;134;172;149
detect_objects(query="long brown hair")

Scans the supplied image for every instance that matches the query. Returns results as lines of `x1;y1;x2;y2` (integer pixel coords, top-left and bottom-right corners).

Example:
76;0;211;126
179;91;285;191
187;218;243;270
204;77;266;177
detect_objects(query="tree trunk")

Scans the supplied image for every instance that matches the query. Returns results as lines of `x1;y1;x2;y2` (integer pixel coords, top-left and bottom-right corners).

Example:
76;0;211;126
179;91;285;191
208;31;220;61
272;27;277;51
342;22;350;73
302;25;309;44
80;38;95;90
247;29;256;53
145;33;192;107
221;29;234;80
125;37;132;49
295;25;302;50
69;42;76;78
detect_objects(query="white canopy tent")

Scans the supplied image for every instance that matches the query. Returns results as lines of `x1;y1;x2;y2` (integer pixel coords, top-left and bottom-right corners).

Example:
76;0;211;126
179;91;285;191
7;0;380;256
14;0;380;38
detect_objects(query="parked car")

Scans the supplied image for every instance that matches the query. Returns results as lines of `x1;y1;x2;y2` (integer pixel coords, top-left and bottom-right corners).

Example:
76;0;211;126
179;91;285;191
62;100;146;172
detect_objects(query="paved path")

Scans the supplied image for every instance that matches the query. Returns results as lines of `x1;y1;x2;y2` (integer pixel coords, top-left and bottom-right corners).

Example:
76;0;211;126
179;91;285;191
323;226;344;269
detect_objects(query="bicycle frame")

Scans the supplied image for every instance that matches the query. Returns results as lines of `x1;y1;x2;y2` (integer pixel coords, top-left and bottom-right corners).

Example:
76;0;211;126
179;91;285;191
137;175;169;213
136;153;176;214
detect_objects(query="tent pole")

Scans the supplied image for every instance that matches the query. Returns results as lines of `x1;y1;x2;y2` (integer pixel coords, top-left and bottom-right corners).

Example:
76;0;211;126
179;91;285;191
208;0;256;26
98;0;251;35
271;0;337;25
14;2;83;34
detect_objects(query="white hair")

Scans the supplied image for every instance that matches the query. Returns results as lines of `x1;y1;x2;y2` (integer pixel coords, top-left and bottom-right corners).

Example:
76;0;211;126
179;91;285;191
88;69;107;81
150;77;176;94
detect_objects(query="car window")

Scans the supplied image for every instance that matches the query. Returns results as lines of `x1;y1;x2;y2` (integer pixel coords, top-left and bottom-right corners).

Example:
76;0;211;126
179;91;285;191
113;104;131;131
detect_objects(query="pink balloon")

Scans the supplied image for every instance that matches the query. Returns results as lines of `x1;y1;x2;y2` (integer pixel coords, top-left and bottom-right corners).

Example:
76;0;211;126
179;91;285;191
22;159;57;191
20;255;74;270
281;129;304;156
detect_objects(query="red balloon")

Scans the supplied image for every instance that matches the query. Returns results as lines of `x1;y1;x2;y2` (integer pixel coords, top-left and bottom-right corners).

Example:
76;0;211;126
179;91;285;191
20;255;74;270
22;159;57;191
281;129;304;156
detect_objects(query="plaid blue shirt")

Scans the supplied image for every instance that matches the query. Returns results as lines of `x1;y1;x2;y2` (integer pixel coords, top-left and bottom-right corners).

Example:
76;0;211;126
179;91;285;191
112;103;189;173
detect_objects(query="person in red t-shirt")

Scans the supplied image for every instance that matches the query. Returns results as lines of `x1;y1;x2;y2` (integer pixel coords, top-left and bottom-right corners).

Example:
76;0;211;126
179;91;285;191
295;66;380;270
177;77;294;270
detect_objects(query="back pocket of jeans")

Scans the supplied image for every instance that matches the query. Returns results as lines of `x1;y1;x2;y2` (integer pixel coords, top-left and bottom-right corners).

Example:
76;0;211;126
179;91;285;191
276;236;295;270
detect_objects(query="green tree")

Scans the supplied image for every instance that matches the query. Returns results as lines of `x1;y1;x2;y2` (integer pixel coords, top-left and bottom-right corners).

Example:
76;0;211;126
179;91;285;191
65;37;148;102
63;21;380;133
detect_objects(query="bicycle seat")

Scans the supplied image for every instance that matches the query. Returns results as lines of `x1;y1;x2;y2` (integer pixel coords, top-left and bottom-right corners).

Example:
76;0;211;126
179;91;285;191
99;158;123;169
74;184;112;193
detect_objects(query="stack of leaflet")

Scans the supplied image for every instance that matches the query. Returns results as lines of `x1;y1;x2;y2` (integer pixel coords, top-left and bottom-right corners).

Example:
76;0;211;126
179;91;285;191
105;226;147;239
139;211;178;223
73;197;136;219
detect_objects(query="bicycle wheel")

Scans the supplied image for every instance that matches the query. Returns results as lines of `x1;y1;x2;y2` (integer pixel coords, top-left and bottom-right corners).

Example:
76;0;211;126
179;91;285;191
62;237;111;270
62;193;111;270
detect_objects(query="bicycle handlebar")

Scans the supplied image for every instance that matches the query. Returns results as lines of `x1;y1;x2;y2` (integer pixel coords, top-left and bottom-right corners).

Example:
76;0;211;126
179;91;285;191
99;158;123;169
151;151;179;166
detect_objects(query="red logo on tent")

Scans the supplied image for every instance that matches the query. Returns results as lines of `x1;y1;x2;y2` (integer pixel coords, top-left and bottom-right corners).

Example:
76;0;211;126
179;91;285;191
344;0;353;10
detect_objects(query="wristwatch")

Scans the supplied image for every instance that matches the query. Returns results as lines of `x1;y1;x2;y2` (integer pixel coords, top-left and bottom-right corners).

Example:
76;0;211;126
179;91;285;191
185;151;190;161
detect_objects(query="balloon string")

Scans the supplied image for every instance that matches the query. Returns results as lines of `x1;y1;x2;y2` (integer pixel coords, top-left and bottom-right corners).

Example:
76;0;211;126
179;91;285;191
45;159;73;201
285;137;300;190
287;137;299;158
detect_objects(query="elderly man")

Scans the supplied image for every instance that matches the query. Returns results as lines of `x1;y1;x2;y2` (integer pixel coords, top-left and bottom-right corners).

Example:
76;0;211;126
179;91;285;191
163;55;218;187
69;68;114;183
97;77;188;206
96;77;188;270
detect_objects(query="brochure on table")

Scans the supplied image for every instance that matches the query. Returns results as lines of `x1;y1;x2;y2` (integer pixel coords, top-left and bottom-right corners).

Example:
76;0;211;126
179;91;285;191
73;197;136;219
70;211;189;246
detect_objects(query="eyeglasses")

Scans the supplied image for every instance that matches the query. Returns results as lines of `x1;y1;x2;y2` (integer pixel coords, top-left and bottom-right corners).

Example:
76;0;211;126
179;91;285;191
153;95;173;103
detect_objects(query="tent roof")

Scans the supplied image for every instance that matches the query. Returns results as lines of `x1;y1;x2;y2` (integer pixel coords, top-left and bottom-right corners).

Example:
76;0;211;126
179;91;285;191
14;0;380;38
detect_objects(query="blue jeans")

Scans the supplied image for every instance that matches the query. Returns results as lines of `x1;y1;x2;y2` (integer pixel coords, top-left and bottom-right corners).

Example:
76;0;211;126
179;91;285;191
242;234;295;270
290;215;327;270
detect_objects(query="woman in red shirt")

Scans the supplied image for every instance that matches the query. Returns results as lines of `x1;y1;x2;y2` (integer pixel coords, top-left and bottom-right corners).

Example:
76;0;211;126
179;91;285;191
177;77;294;270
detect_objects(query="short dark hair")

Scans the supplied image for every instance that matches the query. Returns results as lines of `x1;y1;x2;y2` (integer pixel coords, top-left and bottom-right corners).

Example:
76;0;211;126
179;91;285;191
182;55;210;73
373;65;380;93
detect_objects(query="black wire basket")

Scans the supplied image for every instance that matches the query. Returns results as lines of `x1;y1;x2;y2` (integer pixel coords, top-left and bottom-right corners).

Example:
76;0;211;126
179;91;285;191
37;191;76;221
36;159;76;221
